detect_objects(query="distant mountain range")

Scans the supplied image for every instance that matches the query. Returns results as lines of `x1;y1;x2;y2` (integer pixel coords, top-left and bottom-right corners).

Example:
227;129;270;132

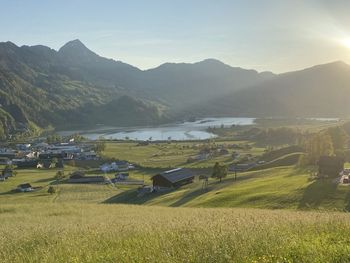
0;39;349;137
199;60;350;118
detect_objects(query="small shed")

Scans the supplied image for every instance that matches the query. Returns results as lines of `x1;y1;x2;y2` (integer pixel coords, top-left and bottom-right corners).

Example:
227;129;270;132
318;156;344;177
151;168;194;188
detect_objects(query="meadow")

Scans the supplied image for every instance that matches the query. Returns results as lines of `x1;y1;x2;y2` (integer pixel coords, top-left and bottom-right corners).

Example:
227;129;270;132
2;203;350;263
2;135;350;262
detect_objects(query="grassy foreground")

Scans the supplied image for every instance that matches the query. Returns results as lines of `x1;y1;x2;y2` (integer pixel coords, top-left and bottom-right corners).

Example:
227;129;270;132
1;203;350;263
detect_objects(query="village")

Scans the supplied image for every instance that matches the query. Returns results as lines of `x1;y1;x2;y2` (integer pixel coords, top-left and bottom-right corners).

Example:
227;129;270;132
1;130;350;201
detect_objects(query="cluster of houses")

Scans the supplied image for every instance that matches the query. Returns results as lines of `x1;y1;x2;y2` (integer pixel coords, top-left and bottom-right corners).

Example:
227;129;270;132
0;142;99;169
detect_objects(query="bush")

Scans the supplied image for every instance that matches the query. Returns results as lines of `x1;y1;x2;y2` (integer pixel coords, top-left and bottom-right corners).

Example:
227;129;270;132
47;186;56;194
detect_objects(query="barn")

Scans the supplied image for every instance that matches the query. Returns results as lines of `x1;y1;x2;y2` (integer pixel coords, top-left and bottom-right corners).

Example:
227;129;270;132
151;168;194;188
67;171;107;184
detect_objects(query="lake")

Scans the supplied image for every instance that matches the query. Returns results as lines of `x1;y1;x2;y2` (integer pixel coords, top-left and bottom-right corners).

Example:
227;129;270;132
64;117;255;141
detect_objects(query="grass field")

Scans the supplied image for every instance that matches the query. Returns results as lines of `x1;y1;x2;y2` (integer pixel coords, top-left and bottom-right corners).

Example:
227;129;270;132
1;203;350;262
2;139;350;262
102;141;265;168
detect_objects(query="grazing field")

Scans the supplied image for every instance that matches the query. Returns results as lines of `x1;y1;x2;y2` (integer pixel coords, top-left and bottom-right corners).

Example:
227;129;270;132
102;141;265;168
109;166;350;211
1;203;350;262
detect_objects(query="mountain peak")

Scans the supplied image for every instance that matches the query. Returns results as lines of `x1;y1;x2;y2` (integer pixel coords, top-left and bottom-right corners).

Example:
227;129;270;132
58;39;91;53
58;39;99;62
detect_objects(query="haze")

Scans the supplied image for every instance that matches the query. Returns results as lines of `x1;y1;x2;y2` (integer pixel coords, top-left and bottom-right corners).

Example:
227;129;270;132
2;0;350;73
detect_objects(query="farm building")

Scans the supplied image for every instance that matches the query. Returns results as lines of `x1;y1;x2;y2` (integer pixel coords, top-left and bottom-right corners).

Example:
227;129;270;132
151;168;194;188
17;183;33;192
318;156;344;177
67;171;108;184
15;159;38;168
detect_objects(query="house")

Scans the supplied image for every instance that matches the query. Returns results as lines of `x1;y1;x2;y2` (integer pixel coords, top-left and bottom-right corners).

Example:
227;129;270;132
67;171;108;184
151;168;194;188
37;159;64;169
38;153;65;160
16;144;31;151
115;172;129;180
115;160;129;171
2;169;13;178
80;151;98;160
17;183;33;192
0;157;11;165
0;151;16;159
100;161;129;172
15;159;38;169
318;156;344;177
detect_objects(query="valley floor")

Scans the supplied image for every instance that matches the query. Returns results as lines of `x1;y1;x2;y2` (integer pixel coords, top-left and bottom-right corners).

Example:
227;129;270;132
2;139;350;262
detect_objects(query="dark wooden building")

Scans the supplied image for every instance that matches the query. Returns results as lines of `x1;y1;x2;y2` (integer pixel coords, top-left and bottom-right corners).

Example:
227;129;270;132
318;156;344;177
67;171;107;184
15;160;38;169
151;168;194;188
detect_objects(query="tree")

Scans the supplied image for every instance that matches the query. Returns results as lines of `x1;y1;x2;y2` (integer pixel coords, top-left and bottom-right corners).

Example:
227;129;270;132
0;125;6;141
46;134;63;144
50;157;58;168
327;126;348;152
47;186;56;195
212;162;228;182
301;131;335;166
55;170;65;181
94;141;106;153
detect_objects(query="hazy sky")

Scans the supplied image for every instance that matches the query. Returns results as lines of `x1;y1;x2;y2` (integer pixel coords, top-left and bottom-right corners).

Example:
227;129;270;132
2;0;350;73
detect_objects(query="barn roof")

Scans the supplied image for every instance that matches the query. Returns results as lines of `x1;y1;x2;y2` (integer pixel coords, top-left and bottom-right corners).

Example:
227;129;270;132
154;168;194;183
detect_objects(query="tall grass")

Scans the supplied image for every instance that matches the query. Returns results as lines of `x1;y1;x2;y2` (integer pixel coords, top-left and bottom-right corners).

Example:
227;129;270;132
1;203;350;262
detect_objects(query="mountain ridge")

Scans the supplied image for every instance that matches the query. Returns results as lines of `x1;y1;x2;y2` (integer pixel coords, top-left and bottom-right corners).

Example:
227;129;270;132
0;39;349;139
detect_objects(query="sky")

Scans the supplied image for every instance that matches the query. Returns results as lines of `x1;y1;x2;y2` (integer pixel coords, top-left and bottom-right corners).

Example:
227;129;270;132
1;0;350;73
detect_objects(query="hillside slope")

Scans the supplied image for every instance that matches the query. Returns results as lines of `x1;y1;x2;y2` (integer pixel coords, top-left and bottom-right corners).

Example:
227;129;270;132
0;39;276;136
202;61;350;117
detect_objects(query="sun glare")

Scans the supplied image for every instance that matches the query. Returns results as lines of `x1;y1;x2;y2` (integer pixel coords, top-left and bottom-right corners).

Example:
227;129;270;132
342;38;350;49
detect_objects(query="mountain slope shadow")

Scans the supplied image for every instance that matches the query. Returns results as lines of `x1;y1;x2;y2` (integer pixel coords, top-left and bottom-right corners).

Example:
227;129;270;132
103;188;172;205
298;179;338;209
170;187;210;207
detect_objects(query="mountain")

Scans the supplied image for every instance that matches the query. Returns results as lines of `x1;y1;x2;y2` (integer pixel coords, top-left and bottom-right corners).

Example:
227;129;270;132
0;39;272;138
3;39;349;139
141;59;272;110
204;61;350;118
0;40;164;138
